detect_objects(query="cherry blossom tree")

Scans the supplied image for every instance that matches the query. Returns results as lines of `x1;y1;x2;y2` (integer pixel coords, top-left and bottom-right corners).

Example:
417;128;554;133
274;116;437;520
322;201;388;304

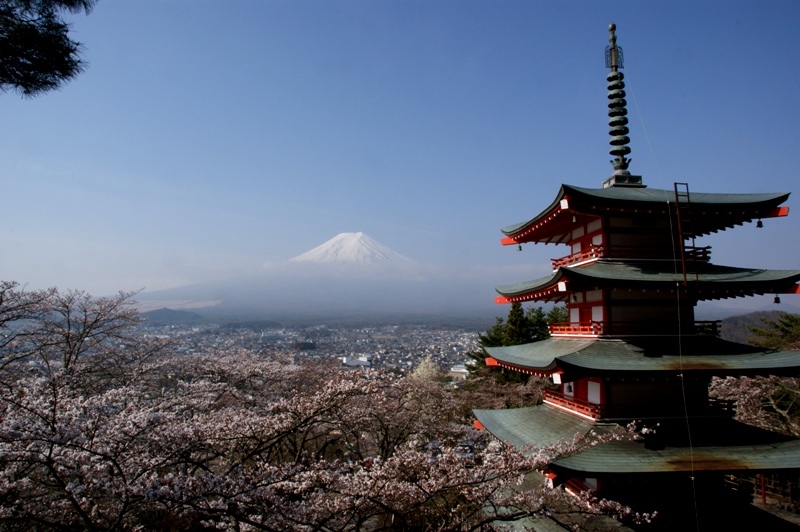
710;376;800;437
0;281;641;530
710;313;800;437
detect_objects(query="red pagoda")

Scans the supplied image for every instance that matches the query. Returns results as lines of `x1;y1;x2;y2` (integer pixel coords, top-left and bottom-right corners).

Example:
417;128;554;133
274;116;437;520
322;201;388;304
474;24;800;527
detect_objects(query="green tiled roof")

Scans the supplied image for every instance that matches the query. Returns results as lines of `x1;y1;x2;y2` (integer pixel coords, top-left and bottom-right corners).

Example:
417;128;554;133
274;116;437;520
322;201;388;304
556;439;800;473
485;339;594;371
485;336;800;374
501;185;789;237
565;185;788;207
474;404;595;448
495;261;800;298
475;405;800;474
557;416;800;473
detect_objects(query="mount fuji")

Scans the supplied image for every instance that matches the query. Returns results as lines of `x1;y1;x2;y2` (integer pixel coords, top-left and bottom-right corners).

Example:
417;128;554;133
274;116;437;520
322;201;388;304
136;232;498;324
289;232;413;264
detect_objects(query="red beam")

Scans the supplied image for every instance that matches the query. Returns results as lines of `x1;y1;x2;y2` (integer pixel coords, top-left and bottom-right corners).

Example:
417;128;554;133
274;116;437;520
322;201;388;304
485;357;499;367
765;206;790;218
501;236;519;246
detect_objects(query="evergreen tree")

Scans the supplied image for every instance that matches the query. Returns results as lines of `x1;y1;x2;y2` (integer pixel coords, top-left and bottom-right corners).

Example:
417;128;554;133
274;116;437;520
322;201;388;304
525;306;550;343
546;305;569;325
0;0;98;97
468;303;565;382
748;312;800;350
477;317;507;348
503;302;533;346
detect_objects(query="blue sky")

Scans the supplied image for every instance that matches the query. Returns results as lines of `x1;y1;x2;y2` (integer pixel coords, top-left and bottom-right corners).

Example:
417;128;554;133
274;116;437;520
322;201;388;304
2;0;800;309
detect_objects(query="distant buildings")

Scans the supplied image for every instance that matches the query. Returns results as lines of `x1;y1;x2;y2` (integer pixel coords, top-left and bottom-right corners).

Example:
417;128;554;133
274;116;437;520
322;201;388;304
341;355;371;368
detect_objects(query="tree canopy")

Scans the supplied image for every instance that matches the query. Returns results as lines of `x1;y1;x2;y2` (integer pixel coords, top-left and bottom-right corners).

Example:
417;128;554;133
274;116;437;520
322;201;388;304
711;313;800;437
468;303;566;383
748;312;800;350
0;0;98;97
0;281;641;530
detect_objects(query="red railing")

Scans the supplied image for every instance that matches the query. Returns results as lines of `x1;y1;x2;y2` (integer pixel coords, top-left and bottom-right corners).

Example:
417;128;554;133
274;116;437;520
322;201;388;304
548;321;604;336
543;389;605;419
708;398;736;417
694;320;721;336
601;245;674;260
551;246;604;269
685;245;712;262
548;320;722;337
601;245;711;261
549;245;711;270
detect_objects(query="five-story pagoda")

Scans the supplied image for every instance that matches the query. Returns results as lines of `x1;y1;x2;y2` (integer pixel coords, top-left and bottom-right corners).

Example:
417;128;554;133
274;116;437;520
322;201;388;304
474;23;800;524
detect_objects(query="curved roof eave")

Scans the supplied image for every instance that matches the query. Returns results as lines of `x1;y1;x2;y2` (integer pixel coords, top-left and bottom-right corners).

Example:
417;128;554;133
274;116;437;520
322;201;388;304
484;337;800;374
555;439;800;473
485;338;596;372
473;404;595;449
474;405;800;474
565;185;790;208
495;270;565;300
500;184;790;242
495;262;800;302
570;261;800;285
501;185;568;237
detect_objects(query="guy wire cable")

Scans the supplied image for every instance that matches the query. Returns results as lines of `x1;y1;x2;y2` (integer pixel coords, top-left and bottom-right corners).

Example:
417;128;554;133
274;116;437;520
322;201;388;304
627;64;702;529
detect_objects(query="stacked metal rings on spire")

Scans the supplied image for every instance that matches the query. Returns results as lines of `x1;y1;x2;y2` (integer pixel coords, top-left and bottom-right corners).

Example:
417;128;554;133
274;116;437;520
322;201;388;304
607;71;630;158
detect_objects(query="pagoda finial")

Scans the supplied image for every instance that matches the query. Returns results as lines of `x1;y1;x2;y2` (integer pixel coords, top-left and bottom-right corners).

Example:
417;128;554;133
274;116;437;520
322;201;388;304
607;23;621;71
603;23;642;188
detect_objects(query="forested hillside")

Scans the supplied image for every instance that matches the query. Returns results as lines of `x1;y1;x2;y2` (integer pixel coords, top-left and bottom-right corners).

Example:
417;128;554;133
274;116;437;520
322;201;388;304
721;311;786;344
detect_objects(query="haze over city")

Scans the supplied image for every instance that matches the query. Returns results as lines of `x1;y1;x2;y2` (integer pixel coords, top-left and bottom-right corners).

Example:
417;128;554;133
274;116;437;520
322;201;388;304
3;1;800;316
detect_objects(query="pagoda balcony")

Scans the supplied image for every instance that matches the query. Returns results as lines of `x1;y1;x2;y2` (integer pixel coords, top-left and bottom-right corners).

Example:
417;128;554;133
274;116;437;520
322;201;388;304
600;245;712;262
693;320;722;336
549;321;604;336
549;245;712;270
548;320;722;337
684;245;712;262
542;389;605;420
551;246;604;269
708;398;737;417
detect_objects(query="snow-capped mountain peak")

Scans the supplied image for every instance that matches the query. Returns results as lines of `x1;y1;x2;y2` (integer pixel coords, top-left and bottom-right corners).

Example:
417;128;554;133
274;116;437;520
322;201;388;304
289;232;413;264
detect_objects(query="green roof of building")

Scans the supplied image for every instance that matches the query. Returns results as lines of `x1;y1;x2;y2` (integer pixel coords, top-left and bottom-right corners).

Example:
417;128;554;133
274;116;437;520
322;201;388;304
474;404;597;448
501;184;789;238
565;185;788;209
474;404;800;474
495;260;800;300
556;438;800;473
484;336;800;375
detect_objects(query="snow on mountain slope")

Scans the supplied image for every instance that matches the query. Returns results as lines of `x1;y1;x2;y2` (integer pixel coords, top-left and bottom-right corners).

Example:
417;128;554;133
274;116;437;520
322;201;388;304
289;232;413;264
